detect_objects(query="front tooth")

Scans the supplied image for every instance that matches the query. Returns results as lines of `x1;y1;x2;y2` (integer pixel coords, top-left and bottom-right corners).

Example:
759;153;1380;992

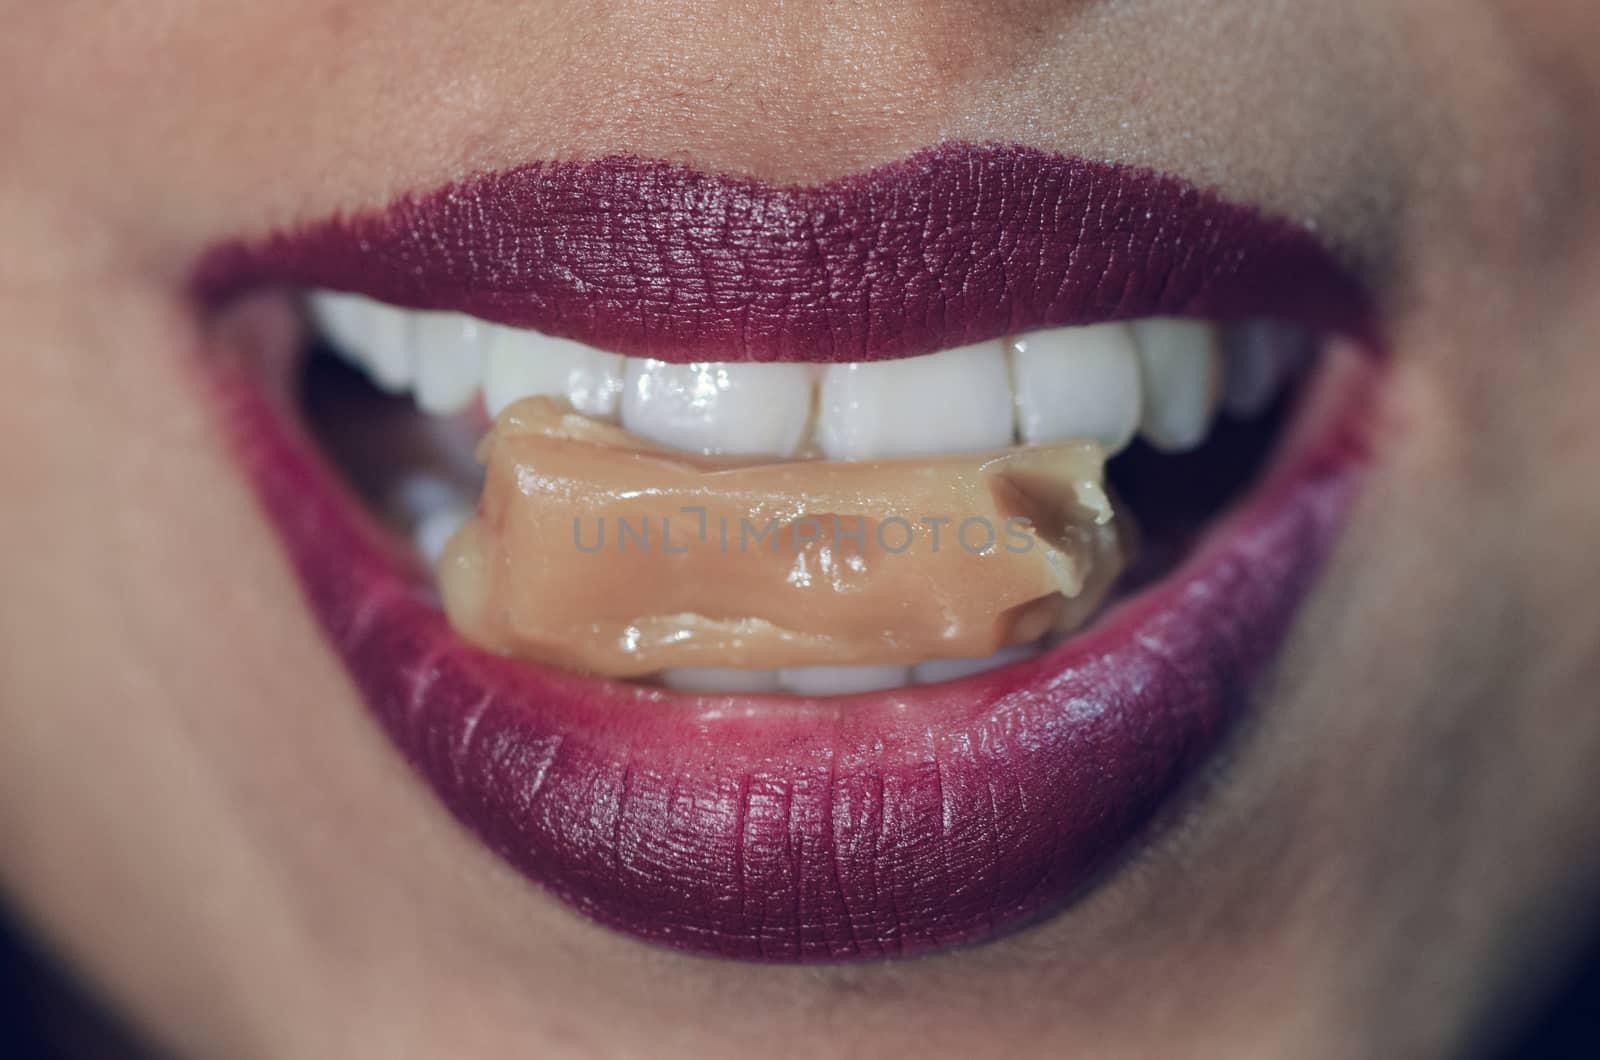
1010;324;1143;454
1131;319;1221;453
484;328;625;420
412;312;490;415
777;665;911;696
621;360;814;457
816;342;1013;460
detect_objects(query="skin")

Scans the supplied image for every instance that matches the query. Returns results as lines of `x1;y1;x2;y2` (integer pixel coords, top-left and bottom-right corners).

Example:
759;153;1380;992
2;0;1599;1056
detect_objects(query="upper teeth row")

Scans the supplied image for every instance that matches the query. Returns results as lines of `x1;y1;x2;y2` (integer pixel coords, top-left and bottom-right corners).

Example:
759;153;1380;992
309;292;1307;460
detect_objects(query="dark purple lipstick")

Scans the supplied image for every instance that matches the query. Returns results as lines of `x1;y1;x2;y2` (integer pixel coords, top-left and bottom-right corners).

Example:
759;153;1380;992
206;142;1377;961
200;143;1370;362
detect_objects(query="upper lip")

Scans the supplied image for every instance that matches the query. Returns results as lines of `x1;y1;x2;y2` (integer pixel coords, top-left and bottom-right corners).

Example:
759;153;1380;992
208;141;1379;962
197;142;1371;363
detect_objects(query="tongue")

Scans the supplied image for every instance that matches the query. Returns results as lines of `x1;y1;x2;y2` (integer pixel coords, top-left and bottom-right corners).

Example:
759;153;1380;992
438;397;1127;679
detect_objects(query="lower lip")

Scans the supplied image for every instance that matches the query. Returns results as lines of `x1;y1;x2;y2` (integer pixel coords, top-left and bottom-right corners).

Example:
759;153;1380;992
217;344;1373;962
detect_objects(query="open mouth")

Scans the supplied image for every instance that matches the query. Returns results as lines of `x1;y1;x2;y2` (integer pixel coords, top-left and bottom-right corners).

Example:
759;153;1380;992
200;143;1378;961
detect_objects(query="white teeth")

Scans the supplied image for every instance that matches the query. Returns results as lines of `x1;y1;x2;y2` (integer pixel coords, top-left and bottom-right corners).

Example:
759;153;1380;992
307;293;1272;466
388;475;478;565
414;505;474;566
388;474;471;526
816;342;1015;460
1220;323;1281;418
660;668;784;694
306;288;1314;697
662;650;1039;694
411;312;490;415
621;360;814;457
307;291;370;364
911;644;1038;685
1009;323;1143;455
484;328;624;420
308;294;1273;462
1222;321;1313;418
362;302;417;394
1131;319;1222;453
776;665;912;696
309;292;414;393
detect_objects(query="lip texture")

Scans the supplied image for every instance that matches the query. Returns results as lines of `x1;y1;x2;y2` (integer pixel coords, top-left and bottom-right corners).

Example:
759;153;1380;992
197;142;1370;363
206;143;1375;960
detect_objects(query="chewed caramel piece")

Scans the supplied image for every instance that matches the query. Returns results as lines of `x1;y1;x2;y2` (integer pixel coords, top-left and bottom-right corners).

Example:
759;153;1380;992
438;397;1126;678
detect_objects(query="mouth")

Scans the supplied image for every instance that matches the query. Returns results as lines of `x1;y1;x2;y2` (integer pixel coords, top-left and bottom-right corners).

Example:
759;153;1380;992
200;142;1378;962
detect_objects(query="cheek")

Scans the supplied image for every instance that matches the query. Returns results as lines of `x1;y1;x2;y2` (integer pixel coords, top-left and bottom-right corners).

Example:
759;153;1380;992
1363;0;1600;517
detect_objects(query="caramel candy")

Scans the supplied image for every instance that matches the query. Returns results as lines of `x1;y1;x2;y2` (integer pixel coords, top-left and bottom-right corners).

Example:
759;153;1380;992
439;398;1125;678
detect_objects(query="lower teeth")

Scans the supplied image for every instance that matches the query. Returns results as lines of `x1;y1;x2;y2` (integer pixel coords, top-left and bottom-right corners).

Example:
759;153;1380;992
659;645;1041;696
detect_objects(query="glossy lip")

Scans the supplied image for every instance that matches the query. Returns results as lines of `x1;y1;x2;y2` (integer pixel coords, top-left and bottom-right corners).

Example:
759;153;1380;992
204;143;1378;961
